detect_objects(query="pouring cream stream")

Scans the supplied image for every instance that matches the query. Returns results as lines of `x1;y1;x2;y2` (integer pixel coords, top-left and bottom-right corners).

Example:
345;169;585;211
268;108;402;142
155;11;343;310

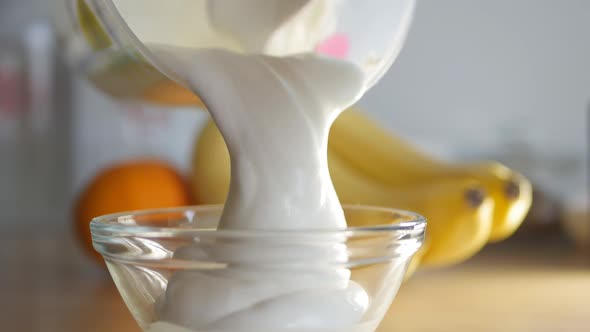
112;1;375;331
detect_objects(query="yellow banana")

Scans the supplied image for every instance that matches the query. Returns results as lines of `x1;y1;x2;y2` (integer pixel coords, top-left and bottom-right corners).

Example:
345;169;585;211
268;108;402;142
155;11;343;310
328;150;494;267
192;119;494;267
192;119;231;204
329;108;532;242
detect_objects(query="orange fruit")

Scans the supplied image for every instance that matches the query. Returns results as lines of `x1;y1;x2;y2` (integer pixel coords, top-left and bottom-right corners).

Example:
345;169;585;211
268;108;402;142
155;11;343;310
74;159;193;264
142;79;206;107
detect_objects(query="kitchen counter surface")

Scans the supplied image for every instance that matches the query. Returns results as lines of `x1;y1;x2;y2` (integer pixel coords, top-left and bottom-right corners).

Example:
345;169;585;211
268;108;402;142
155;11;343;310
3;228;589;331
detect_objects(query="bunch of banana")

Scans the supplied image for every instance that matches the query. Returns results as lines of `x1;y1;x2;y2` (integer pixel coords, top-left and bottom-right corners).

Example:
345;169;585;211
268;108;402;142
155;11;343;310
191;107;532;274
330;109;533;242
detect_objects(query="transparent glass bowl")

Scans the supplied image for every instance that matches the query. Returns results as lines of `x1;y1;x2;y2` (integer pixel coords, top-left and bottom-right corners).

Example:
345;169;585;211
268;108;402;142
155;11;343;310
56;0;416;106
91;205;425;332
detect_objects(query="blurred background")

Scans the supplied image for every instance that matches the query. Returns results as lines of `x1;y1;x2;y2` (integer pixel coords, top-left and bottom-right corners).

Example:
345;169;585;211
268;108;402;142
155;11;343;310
1;0;588;331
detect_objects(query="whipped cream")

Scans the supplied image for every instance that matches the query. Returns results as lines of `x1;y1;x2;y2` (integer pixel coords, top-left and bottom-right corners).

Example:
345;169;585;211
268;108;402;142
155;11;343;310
148;44;368;332
113;1;371;331
147;320;380;332
207;0;338;55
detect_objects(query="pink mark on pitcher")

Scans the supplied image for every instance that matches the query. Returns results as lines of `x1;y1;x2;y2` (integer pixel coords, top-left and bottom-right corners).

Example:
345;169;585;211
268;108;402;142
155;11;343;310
315;33;350;59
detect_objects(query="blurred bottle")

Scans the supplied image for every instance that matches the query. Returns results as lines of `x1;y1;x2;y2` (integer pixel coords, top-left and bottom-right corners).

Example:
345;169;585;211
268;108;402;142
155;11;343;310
0;0;72;228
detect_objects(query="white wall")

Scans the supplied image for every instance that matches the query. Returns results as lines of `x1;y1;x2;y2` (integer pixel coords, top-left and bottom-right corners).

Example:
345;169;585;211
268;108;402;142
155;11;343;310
363;0;589;158
359;0;589;199
71;79;204;194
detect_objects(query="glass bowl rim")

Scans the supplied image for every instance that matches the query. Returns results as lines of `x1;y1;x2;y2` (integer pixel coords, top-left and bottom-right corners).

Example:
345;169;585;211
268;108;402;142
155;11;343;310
90;204;426;239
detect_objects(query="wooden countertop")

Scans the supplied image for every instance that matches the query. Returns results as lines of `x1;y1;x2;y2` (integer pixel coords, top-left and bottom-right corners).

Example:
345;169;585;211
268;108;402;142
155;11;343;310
2;228;589;331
